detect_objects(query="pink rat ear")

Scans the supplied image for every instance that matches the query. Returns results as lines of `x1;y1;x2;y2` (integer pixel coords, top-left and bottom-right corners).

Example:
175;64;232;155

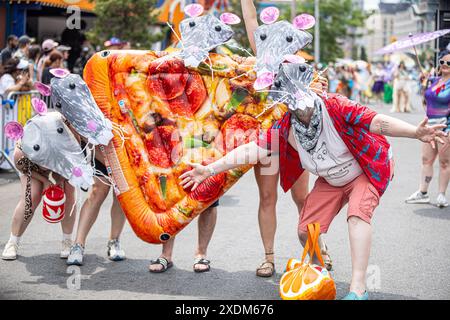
31;97;48;116
49;68;70;78
254;72;274;91
260;7;279;25
34;82;51;96
184;3;204;18
293;14;316;30
4;121;24;141
284;54;306;64
220;13;241;25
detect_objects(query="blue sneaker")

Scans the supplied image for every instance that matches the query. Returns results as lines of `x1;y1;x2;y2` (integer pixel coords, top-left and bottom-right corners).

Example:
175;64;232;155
342;291;369;300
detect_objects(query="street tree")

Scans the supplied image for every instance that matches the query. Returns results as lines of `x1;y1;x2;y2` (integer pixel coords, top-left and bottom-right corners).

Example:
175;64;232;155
88;0;165;49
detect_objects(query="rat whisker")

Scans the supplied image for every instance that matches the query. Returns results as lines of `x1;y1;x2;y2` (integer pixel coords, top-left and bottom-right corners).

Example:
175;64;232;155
166;22;185;49
224;42;255;57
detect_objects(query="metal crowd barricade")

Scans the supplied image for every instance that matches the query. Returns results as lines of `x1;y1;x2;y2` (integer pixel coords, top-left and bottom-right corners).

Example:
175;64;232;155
0;90;41;175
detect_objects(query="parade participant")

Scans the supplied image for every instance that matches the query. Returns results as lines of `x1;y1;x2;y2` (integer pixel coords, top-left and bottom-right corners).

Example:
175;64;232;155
66;151;127;266
148;4;239;273
392;62;412;113
406;49;450;208
372;63;385;107
31;70;125;266
179;62;447;300
240;0;330;277
149;204;218;273
1;112;96;260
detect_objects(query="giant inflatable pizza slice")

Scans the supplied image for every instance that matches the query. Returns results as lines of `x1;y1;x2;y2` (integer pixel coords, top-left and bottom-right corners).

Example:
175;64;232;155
84;50;286;244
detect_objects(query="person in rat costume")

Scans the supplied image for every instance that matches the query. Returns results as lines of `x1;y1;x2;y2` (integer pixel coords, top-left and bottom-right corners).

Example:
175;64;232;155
1;111;94;261
30;69;125;266
240;1;330;277
149;4;242;273
180;59;448;299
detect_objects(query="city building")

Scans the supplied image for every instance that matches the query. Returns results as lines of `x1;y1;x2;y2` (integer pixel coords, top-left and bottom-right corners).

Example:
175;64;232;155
361;0;440;62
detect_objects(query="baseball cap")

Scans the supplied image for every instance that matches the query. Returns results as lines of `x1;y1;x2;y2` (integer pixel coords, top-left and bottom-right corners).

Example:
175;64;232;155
104;37;125;48
18;35;32;46
42;39;59;52
16;59;29;70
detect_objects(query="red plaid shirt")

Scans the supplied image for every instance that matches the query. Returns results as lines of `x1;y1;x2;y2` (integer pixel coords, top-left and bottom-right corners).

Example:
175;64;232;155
258;93;394;196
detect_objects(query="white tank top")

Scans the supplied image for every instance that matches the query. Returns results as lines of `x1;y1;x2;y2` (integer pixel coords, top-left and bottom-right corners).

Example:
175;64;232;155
294;105;363;187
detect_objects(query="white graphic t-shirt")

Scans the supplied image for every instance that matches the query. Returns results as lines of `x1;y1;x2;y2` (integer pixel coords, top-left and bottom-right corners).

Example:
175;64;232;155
294;105;363;187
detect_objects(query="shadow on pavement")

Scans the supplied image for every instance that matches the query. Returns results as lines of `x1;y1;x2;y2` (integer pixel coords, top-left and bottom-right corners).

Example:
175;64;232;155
15;254;418;300
218;195;241;207
413;206;450;220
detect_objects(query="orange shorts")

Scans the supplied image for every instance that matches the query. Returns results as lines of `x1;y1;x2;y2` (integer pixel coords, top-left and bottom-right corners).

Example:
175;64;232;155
299;174;380;233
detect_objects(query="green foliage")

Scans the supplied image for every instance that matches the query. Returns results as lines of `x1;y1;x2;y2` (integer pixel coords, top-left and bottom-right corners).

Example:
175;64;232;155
291;0;369;62
87;0;166;49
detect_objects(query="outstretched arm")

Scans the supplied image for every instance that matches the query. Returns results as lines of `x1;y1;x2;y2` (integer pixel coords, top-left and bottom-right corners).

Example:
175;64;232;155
180;141;270;191
241;0;258;54
370;114;447;147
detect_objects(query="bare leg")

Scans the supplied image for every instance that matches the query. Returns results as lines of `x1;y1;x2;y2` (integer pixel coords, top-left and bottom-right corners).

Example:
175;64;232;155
61;181;77;235
348;216;371;296
403;90;411;112
290;171;309;214
149;237;175;272
11;176;43;237
438;145;450;194
419;142;438;193
109;195;126;240
74;177;110;246
254;163;278;273
194;207;217;271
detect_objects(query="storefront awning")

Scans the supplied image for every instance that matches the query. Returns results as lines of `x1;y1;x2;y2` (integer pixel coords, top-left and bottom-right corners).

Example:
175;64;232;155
10;0;96;12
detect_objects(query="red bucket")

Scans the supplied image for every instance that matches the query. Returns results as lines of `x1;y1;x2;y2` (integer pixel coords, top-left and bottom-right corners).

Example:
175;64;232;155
42;185;66;224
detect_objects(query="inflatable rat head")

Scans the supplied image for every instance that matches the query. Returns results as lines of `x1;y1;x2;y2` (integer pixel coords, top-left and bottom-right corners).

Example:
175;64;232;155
5;112;94;189
268;62;319;116
34;69;113;146
253;7;315;89
178;4;240;67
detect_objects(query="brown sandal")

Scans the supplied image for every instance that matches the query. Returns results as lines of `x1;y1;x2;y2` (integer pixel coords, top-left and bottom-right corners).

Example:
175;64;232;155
256;261;275;277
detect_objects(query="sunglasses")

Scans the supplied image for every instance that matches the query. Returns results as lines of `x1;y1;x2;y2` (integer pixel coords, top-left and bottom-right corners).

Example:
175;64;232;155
439;60;450;66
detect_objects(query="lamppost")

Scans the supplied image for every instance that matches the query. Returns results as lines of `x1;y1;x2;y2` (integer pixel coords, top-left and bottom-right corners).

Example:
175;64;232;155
314;0;320;63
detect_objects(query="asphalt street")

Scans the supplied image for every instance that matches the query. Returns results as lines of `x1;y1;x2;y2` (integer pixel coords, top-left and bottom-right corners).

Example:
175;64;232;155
0;99;449;300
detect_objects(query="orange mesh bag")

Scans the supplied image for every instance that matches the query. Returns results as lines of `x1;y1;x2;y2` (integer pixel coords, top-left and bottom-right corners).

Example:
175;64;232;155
280;223;336;300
